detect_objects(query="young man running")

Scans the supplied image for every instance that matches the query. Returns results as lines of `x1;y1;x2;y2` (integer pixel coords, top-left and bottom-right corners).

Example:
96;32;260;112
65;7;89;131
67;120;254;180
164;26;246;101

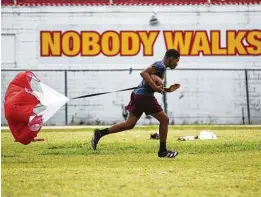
91;49;180;158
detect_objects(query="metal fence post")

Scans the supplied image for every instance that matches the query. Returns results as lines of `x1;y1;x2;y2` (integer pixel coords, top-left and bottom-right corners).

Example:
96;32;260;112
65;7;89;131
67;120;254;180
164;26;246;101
64;70;68;125
163;74;168;115
241;107;245;124
245;69;251;124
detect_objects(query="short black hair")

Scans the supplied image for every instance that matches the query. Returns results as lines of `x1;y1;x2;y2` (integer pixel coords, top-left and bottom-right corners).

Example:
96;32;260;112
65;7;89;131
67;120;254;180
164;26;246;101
165;49;180;58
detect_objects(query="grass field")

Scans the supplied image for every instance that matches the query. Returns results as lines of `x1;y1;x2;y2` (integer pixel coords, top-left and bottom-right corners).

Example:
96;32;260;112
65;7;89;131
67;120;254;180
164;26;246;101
1;125;261;197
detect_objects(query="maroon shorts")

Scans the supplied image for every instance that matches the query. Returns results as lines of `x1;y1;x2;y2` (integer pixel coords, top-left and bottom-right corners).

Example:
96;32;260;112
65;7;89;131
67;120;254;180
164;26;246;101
125;92;163;119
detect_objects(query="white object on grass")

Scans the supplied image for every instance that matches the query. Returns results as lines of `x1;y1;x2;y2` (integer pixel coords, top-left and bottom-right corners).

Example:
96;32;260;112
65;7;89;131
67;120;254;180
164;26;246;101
199;130;217;140
177;136;198;141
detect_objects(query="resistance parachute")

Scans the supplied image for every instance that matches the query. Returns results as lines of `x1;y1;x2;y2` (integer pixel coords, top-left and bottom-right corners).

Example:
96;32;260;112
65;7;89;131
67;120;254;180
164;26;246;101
4;71;69;145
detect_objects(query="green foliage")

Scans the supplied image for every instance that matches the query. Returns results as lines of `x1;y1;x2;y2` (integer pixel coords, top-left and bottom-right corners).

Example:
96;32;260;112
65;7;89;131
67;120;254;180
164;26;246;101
2;126;261;197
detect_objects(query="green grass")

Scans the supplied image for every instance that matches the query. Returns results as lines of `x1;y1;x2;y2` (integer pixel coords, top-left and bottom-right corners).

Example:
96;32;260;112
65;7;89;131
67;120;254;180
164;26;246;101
2;125;261;197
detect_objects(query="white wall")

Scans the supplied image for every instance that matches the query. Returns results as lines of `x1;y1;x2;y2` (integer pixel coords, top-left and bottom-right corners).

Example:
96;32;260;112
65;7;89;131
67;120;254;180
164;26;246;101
1;5;261;125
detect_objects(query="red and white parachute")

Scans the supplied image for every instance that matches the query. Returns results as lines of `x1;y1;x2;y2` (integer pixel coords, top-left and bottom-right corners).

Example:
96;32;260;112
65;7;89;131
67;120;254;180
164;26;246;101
4;71;69;145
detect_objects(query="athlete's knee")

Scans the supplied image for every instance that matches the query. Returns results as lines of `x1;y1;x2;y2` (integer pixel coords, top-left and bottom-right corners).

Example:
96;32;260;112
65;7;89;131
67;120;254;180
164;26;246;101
160;116;169;124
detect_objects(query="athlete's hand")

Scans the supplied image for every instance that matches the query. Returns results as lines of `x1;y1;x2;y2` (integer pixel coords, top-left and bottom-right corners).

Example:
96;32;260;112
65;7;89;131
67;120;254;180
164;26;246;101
164;84;181;93
154;85;165;94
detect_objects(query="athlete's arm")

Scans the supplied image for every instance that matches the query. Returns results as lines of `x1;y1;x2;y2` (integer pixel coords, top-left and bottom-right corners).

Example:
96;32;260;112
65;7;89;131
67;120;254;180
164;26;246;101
140;66;164;93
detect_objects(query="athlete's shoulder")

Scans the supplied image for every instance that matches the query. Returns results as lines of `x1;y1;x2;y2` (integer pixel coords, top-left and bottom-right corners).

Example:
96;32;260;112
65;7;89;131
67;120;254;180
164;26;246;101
152;60;165;67
152;60;166;73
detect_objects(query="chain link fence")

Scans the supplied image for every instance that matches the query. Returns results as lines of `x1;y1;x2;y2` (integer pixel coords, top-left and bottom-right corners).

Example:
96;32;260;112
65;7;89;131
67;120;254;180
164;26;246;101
1;68;261;125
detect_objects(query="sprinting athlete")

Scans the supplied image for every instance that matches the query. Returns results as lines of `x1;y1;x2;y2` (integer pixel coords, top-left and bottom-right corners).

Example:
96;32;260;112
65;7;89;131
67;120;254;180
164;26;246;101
91;49;180;158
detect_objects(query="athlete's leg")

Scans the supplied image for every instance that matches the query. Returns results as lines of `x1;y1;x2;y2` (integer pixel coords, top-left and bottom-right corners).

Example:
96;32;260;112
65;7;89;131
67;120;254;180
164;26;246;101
150;111;178;158
91;113;139;150
150;111;169;143
108;112;139;133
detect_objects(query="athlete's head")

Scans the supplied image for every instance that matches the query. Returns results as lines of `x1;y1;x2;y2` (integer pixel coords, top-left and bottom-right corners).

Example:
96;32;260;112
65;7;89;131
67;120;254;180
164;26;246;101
164;49;180;69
